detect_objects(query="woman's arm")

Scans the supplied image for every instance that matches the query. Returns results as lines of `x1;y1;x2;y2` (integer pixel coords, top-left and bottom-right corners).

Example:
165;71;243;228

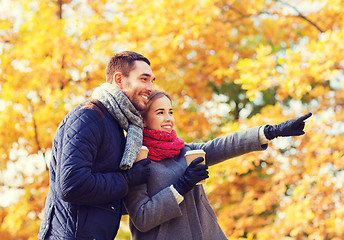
124;184;183;232
188;126;267;166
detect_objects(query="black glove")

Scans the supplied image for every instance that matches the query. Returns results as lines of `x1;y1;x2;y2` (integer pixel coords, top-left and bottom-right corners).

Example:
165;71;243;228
264;112;312;140
121;159;151;187
173;157;209;196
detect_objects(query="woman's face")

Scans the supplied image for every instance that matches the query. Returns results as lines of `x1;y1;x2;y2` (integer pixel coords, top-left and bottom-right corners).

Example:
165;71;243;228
143;96;175;132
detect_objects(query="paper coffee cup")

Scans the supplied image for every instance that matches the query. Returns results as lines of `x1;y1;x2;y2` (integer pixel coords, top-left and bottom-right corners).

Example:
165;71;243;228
185;149;206;184
135;146;149;162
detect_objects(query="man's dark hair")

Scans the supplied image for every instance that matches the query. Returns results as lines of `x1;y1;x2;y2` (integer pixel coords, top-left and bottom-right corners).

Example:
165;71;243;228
105;51;151;82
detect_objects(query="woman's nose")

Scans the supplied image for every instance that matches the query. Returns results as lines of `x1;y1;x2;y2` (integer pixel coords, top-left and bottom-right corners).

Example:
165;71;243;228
164;114;171;121
166;114;174;123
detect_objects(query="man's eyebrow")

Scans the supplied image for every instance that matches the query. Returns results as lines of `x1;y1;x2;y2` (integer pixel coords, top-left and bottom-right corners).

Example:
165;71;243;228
141;73;155;80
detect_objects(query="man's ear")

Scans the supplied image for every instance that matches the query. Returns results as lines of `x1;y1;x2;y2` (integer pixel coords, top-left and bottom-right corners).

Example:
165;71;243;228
113;72;123;89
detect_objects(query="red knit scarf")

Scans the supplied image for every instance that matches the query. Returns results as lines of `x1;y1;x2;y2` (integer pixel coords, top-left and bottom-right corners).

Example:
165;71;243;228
143;128;185;161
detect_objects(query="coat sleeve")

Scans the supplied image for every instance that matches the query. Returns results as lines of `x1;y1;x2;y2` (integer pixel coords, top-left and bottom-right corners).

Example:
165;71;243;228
188;126;267;166
55;108;128;205
123;184;183;232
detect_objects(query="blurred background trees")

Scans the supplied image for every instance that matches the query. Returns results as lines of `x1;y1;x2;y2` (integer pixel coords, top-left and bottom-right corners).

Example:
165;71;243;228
0;0;343;239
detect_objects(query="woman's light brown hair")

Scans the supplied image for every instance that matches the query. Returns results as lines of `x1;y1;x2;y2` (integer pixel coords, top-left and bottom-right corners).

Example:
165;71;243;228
140;90;172;120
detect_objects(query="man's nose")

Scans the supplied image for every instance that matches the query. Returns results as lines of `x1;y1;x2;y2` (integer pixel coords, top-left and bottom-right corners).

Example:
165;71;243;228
146;81;154;93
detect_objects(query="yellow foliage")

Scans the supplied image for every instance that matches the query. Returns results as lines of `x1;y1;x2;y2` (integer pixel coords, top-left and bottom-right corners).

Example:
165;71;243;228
1;0;344;239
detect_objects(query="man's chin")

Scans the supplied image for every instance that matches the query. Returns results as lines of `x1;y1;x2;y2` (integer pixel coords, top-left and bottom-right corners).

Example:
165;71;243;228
134;102;146;112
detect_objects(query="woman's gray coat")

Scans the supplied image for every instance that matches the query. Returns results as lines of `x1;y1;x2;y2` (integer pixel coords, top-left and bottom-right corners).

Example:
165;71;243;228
124;126;267;240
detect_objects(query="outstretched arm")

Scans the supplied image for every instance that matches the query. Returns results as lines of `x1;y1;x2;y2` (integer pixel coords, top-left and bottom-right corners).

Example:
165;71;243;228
188;126;266;166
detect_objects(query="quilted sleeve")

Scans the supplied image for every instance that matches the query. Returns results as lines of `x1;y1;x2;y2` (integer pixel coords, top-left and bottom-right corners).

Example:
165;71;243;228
55;108;128;205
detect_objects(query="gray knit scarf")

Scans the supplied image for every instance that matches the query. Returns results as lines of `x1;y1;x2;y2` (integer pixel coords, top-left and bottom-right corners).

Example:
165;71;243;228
92;83;143;170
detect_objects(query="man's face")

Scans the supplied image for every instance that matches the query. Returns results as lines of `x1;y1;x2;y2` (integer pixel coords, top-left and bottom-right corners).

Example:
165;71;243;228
120;61;155;111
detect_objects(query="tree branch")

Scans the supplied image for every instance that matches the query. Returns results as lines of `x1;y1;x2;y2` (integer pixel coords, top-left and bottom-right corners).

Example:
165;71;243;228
57;0;63;19
27;97;49;171
222;2;324;33
277;0;324;33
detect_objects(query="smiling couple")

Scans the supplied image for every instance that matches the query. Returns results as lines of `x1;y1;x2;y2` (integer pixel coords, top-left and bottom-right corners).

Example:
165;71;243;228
39;51;311;240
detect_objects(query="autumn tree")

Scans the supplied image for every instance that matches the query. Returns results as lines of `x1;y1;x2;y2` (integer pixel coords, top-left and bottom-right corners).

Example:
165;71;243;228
0;0;343;239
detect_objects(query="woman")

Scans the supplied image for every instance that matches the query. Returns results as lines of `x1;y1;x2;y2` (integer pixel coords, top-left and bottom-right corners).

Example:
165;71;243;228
123;91;311;240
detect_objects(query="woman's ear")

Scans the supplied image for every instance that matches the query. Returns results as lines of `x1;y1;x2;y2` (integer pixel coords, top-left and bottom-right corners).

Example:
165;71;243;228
113;72;122;89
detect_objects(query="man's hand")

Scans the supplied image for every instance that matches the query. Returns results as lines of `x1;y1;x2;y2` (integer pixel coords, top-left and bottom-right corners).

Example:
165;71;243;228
121;159;151;187
264;112;312;140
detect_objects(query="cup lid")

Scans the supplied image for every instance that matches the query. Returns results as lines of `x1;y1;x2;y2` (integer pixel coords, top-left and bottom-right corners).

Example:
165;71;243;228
185;149;205;156
141;146;148;151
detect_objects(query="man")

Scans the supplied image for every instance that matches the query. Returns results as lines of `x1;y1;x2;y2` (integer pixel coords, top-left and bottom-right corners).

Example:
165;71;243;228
38;51;155;240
